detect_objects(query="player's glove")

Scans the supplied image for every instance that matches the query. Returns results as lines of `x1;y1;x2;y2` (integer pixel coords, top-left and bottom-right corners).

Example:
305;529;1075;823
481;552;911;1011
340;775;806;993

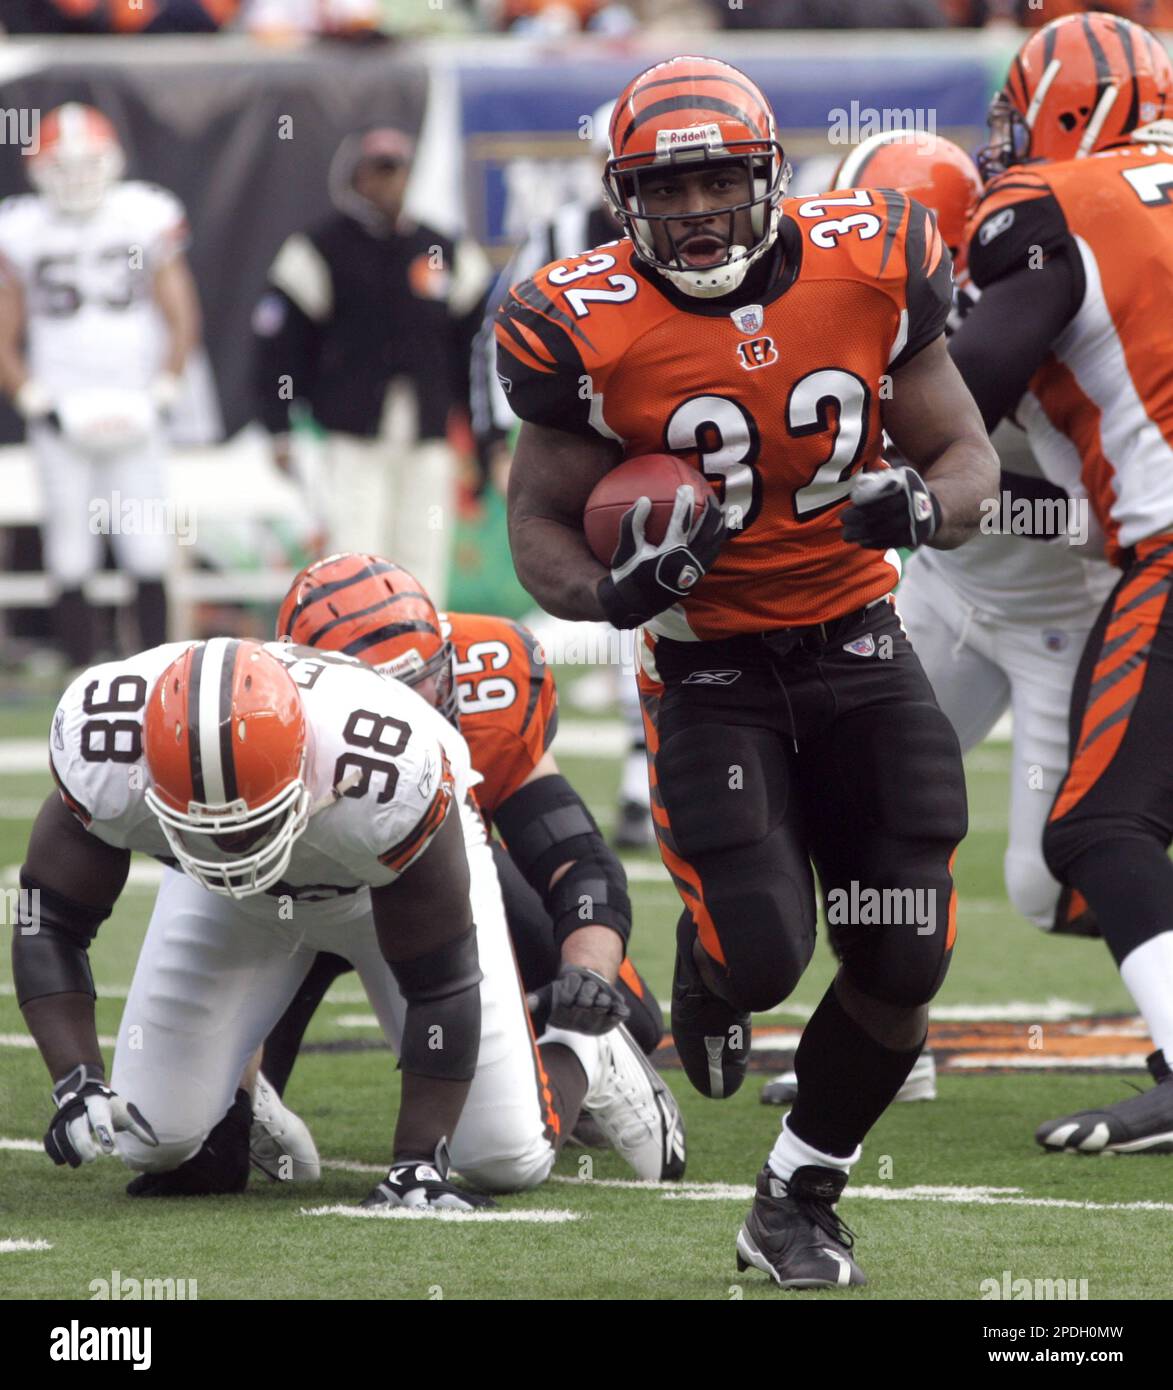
597;485;727;630
361;1139;496;1212
536;964;630;1035
14;378;62;433
44;1063;158;1168
840;466;942;551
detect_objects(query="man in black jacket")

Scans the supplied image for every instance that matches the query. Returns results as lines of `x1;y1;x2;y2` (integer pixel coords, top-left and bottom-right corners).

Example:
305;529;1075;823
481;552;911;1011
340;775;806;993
252;127;491;603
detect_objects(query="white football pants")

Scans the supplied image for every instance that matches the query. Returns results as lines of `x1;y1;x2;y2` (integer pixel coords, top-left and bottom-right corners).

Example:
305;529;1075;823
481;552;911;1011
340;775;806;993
895;560;1098;930
112;838;555;1193
32;424;171;588
322;385;457;606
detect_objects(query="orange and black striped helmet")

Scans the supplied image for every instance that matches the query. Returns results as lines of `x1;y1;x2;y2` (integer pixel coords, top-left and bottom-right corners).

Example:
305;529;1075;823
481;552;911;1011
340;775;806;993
603;55;791;299
833;131;982;260
276;553;457;722
979;12;1173;179
143;639;311;899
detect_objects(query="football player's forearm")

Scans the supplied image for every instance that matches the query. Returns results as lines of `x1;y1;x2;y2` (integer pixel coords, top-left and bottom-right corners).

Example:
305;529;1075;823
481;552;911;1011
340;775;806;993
560;923;623;983
510;513;608;621
21;993;104;1082
154;256;201;376
922;436;1000;549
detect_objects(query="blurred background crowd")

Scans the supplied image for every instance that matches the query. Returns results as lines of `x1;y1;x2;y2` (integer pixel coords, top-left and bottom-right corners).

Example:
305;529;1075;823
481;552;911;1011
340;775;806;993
5;0;1173;38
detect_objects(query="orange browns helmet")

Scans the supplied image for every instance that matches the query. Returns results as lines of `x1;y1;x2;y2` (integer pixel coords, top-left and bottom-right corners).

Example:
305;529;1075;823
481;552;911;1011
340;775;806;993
29;103;125;217
832;131;982;260
604;55;791;299
979;12;1173;181
276;553;457;722
143;639;311;899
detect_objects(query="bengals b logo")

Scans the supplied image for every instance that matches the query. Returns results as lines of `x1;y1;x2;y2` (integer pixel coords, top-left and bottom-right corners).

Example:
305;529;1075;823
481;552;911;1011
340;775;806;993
736;336;778;371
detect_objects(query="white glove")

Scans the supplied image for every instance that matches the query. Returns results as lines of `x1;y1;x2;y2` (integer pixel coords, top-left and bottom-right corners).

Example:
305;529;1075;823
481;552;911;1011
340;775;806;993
44;1063;158;1168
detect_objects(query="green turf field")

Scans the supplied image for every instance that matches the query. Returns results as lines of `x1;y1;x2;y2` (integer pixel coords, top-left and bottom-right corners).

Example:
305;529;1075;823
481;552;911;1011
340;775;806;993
2;685;1170;1302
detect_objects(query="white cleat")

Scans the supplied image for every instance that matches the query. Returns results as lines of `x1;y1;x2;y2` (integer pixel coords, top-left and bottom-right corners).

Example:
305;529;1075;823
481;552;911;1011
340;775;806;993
250;1072;321;1182
762;1050;938;1107
582;1025;686;1181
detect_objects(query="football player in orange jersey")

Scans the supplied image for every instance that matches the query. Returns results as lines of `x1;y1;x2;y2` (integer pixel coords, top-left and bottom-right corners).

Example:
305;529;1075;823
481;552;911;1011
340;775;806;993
949;12;1173;1154
498;57;998;1288
253;554;678;1174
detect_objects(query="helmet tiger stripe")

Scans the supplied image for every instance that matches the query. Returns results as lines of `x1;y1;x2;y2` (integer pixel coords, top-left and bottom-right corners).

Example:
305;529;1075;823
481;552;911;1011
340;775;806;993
277;553;457;722
980;11;1173;179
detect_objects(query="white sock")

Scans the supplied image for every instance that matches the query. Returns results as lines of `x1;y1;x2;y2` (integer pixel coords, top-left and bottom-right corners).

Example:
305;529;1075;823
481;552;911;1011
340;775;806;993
1119;931;1173;1062
768;1113;861;1184
619;748;651;807
539;1027;601;1091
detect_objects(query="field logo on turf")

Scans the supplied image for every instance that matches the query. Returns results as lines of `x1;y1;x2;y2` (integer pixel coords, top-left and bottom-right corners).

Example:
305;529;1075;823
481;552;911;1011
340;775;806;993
980;1270;1089;1300
49;1322;152;1370
89;1269;198;1301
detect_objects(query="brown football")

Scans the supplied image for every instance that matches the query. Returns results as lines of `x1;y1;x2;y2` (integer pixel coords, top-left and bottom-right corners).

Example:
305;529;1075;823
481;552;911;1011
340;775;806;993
584;454;716;566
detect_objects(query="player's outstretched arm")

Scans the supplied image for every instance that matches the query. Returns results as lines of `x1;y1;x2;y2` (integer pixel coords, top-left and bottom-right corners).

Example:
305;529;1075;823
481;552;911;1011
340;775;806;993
494;751;631;1035
880;334;1000;549
370;806;480;1166
507;420;621;621
17;794;157;1168
17;793;130;1079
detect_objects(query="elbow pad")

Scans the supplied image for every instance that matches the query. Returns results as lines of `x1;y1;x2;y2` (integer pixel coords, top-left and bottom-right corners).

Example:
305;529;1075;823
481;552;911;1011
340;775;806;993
391;926;482;1082
11;870;107;1007
493;775;632;949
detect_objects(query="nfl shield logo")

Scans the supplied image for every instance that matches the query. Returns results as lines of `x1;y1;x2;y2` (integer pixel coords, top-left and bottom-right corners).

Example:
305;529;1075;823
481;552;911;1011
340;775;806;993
730;304;764;335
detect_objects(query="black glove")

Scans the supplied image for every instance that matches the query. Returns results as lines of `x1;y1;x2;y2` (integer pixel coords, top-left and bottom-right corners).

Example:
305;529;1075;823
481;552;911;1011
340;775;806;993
597;485;728;630
840;466;941;551
533;964;630;1036
44;1063;158;1168
361;1139;496;1211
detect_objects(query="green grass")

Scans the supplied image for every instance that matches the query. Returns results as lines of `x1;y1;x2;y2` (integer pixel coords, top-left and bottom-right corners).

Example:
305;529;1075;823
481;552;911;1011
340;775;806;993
1;690;1169;1301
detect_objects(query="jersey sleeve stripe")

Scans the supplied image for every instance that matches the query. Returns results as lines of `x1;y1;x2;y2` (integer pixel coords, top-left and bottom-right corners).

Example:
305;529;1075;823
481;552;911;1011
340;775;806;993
50;757;92;827
496;315;558;375
507;621;547;737
376;752;455;873
876;188;908;275
924;211;943;275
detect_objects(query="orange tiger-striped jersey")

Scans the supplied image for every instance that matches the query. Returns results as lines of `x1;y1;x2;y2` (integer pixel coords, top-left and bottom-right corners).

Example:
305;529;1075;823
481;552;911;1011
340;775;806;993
495;190;952;636
965;143;1173;564
445;611;557;818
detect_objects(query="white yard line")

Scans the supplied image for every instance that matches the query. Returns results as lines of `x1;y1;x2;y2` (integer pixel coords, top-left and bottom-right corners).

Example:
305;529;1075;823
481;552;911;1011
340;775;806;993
0;1238;52;1252
0;1033;116;1048
300;1204;579;1223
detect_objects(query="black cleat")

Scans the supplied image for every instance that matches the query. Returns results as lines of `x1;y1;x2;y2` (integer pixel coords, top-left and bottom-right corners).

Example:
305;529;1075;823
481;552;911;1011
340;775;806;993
126;1089;251;1197
736;1165;867;1289
670;915;750;1100
1036;1049;1173;1153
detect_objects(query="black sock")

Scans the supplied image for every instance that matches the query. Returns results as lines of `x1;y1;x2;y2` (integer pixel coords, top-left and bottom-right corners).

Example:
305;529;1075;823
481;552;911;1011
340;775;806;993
126;1089;251;1198
538;1043;588;1153
788;985;925;1158
1064;840;1173;965
262;952;354;1095
55;587;91;668
135;578;168;650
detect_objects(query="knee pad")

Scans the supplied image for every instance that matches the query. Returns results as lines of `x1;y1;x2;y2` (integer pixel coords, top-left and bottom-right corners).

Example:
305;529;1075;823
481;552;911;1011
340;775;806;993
1004;844;1062;931
828;701;967;849
694;832;816;1012
655;723;790;858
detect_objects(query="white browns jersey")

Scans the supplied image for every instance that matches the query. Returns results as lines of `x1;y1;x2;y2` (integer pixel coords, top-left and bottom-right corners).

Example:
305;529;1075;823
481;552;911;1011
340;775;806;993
0;181;187;394
49;641;482;902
